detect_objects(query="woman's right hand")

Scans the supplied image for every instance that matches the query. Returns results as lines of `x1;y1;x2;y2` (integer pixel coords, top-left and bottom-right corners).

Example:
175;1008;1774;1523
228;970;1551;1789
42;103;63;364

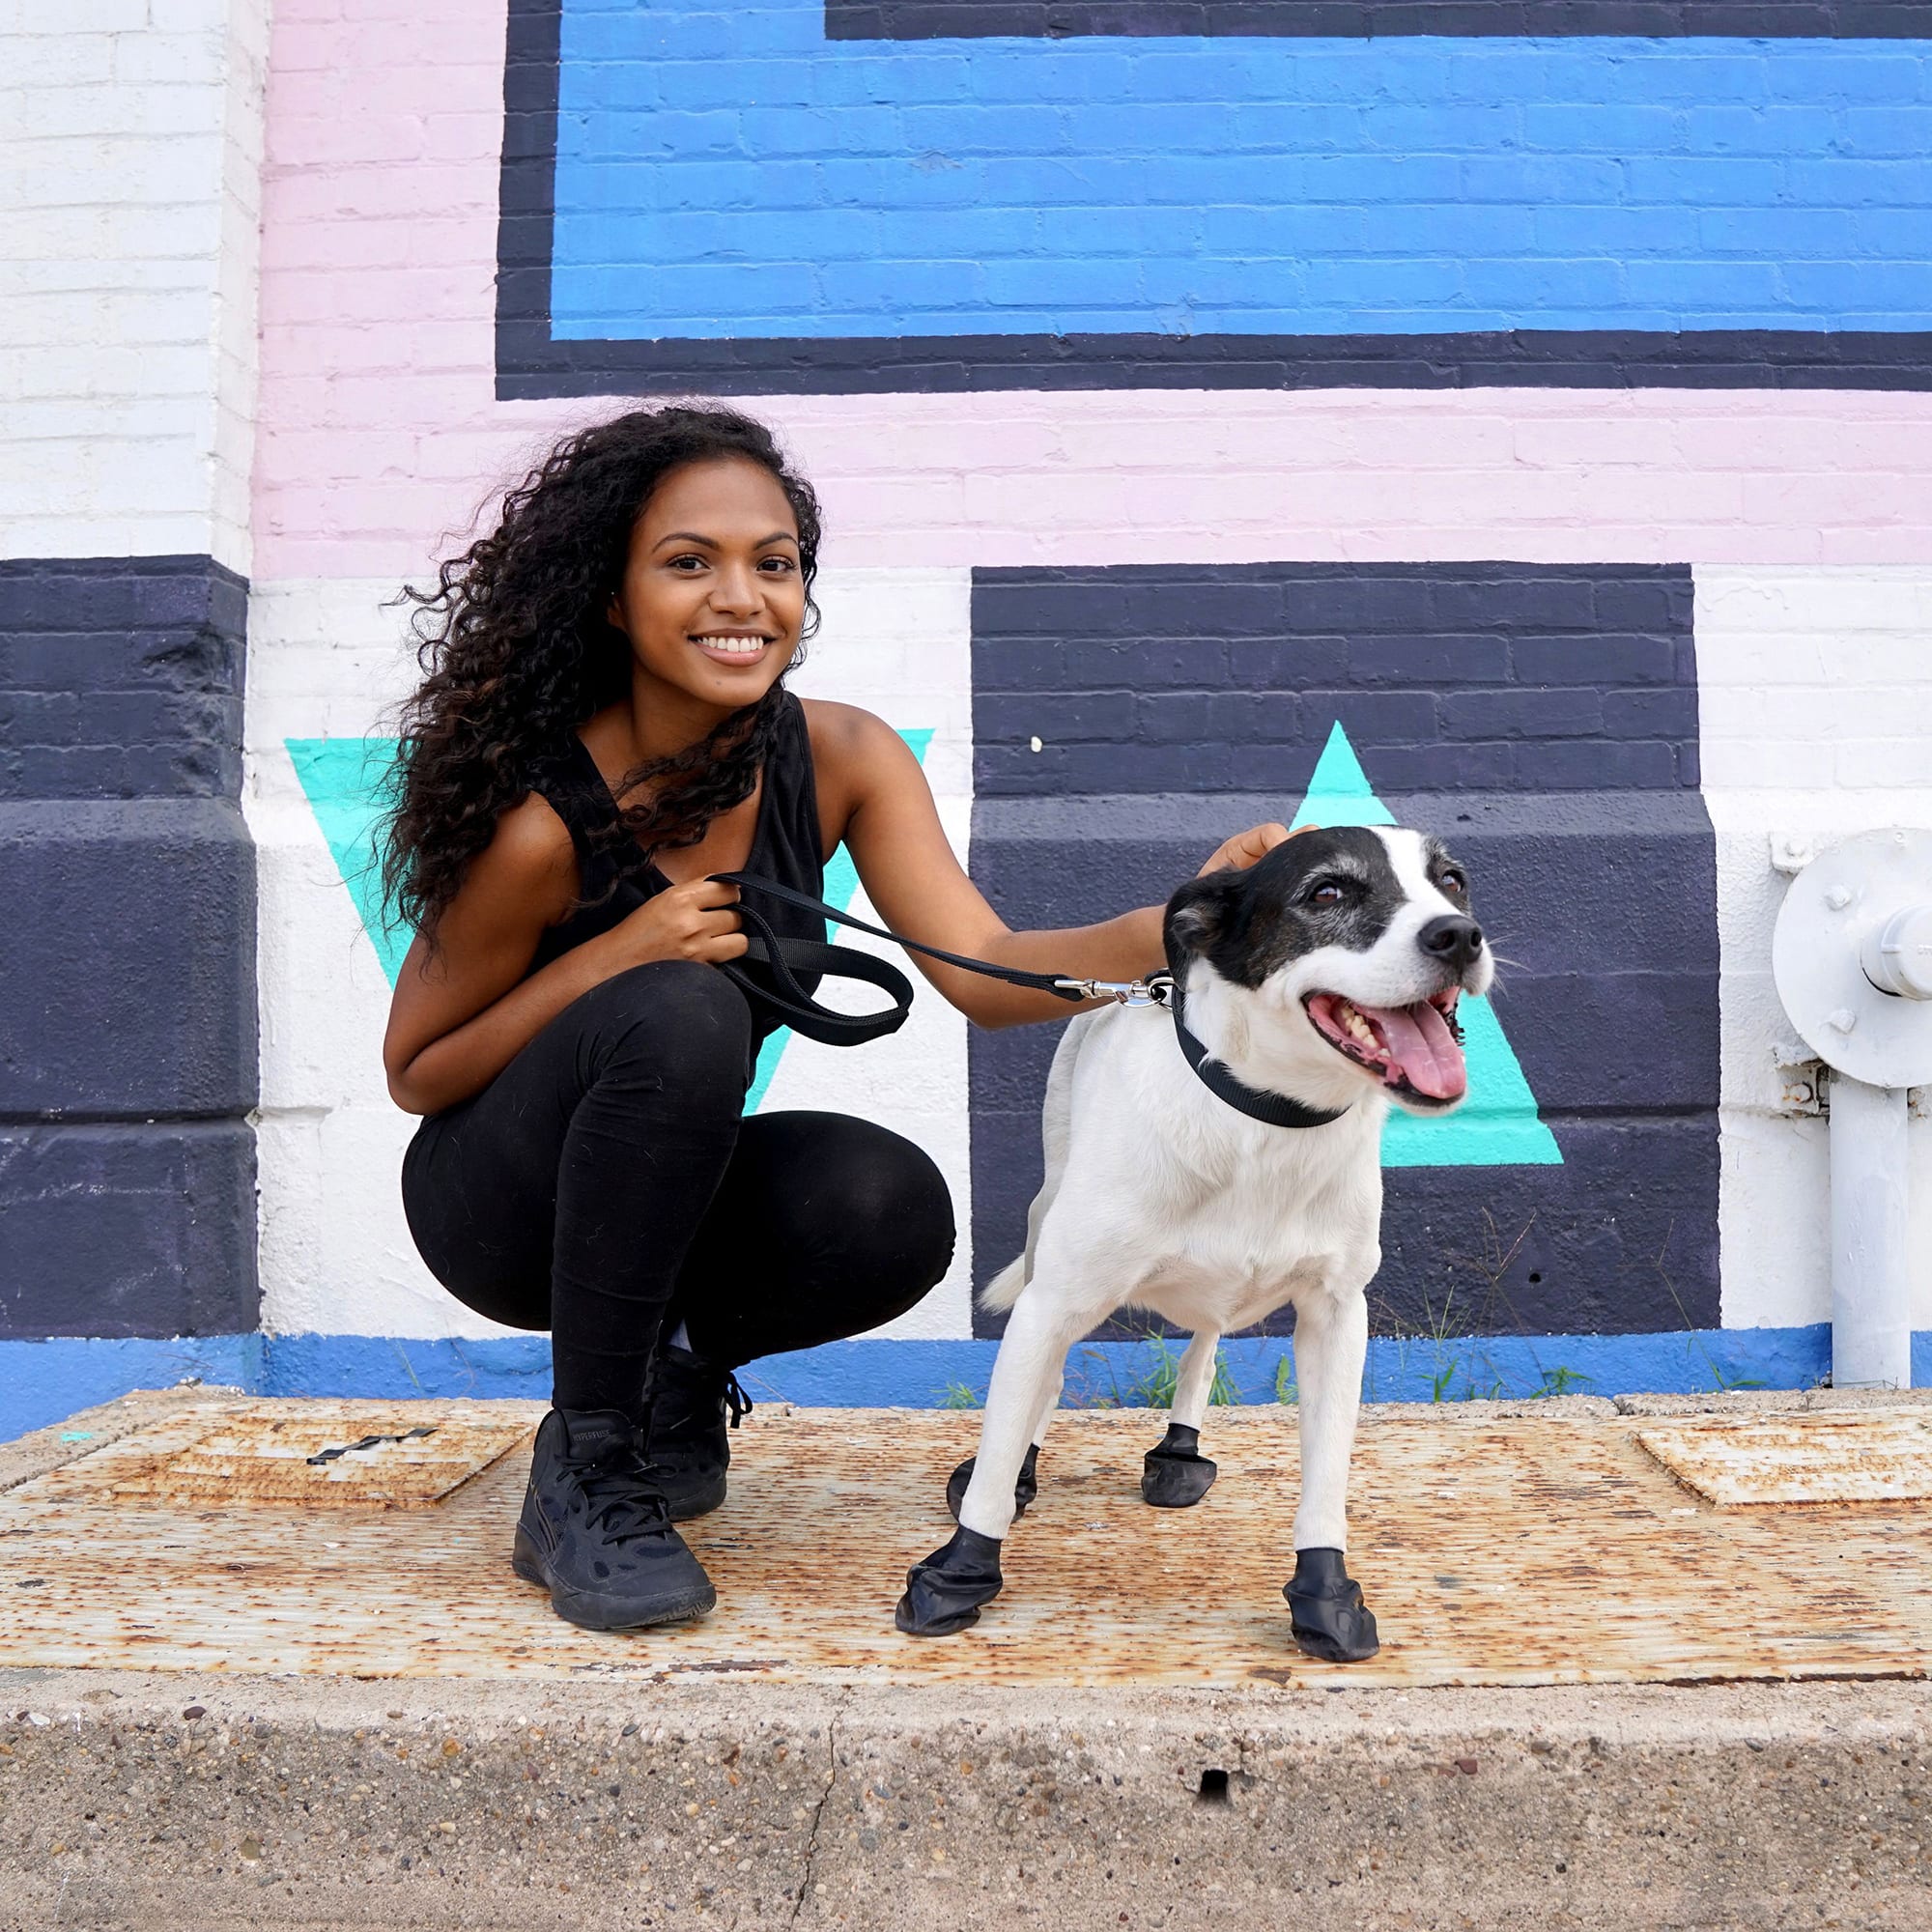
600;877;750;971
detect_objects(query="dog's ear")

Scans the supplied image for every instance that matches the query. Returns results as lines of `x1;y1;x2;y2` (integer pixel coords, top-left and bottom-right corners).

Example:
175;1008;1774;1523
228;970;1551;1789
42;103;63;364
1163;869;1243;975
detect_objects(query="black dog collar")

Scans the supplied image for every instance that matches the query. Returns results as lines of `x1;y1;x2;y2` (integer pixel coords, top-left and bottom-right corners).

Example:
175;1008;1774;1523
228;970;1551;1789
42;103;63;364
1162;977;1351;1132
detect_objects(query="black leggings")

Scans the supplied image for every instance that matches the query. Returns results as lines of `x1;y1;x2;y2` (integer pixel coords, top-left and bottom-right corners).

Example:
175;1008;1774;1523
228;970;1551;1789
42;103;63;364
401;960;956;1417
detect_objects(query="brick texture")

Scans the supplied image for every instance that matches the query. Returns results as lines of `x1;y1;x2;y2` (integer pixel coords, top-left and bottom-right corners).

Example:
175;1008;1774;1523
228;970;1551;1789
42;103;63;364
0;557;257;1341
967;563;1720;1340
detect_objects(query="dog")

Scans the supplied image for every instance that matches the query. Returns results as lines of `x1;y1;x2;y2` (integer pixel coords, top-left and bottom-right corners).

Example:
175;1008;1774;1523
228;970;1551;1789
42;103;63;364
895;825;1492;1660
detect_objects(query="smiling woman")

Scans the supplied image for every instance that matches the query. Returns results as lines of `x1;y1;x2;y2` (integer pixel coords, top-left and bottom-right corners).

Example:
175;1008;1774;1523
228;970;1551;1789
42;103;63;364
374;404;1294;1634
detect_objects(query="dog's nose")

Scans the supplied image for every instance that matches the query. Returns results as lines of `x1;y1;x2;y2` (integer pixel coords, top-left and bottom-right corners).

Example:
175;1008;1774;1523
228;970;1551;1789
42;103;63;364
1418;914;1485;970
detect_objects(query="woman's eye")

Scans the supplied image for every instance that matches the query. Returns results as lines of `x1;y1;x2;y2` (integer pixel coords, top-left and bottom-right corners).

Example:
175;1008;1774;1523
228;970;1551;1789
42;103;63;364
668;554;706;572
758;556;795;573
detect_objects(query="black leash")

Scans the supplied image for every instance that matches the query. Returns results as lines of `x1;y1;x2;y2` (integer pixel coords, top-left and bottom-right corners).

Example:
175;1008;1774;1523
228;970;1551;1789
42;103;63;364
715;873;1349;1129
712;871;1088;1050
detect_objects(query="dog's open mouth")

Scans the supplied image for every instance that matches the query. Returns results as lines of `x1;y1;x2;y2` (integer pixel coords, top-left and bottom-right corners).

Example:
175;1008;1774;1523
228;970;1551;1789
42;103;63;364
1302;991;1467;1105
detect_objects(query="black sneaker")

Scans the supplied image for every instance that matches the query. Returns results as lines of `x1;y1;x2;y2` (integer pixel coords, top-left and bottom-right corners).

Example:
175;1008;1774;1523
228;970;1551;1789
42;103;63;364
511;1407;717;1630
642;1345;753;1520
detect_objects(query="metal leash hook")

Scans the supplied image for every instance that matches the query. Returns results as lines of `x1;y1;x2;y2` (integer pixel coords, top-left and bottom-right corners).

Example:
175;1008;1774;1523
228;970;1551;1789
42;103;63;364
1052;974;1174;1008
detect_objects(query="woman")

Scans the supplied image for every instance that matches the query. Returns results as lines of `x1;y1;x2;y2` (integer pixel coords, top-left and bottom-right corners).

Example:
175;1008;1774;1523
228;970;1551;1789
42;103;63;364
382;405;1290;1633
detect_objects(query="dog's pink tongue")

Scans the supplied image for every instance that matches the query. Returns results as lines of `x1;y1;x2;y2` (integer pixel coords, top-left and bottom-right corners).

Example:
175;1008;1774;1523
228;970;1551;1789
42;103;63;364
1358;1000;1467;1101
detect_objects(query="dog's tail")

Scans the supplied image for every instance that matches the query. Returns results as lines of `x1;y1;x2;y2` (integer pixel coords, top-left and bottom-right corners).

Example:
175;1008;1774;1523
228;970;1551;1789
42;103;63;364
978;1253;1028;1314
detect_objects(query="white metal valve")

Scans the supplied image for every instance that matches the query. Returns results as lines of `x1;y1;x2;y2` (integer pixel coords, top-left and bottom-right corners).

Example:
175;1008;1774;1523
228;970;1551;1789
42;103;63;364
1861;903;1932;1002
1771;829;1932;1393
1773;828;1932;1091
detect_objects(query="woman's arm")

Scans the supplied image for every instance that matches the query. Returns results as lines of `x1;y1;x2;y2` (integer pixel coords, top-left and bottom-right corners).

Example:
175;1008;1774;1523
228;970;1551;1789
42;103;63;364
382;795;750;1114
822;705;1293;1029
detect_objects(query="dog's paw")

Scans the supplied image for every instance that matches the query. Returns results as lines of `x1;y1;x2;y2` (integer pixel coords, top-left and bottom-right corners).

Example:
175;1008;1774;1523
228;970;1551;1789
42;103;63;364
945;1443;1039;1524
1283;1547;1380;1662
895;1525;1006;1637
1140;1424;1218;1509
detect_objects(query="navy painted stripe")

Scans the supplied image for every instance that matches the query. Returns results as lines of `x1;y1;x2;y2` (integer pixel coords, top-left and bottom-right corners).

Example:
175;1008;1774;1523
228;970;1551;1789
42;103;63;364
0;555;257;1340
14;1327;1919;1442
829;2;1932;39
499;327;1932;399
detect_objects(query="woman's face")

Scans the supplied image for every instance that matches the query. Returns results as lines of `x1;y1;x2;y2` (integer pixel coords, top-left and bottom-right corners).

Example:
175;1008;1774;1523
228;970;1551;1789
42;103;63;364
609;455;807;717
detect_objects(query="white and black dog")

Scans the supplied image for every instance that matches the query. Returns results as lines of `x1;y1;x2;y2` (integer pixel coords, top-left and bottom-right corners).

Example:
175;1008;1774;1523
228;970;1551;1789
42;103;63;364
895;826;1492;1660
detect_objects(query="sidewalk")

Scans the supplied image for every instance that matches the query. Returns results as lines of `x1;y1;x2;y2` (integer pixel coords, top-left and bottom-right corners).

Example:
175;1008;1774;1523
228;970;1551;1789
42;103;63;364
2;1386;1929;1927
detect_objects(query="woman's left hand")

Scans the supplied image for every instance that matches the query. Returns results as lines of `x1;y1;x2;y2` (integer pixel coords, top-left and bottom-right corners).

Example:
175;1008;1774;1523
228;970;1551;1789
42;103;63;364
1195;820;1308;877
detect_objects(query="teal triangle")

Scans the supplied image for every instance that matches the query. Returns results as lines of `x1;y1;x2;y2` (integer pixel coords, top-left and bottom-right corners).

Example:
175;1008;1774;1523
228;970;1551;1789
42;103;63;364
286;737;412;984
745;726;932;1113
1291;721;1395;830
1293;722;1561;1168
286;729;937;1118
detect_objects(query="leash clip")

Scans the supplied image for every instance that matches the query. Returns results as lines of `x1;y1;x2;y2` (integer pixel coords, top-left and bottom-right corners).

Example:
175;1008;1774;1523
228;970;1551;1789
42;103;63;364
1052;976;1174;1009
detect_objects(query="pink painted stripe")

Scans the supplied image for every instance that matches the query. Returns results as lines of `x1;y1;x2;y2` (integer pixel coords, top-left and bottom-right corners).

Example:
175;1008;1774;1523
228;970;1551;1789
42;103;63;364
255;0;1932;582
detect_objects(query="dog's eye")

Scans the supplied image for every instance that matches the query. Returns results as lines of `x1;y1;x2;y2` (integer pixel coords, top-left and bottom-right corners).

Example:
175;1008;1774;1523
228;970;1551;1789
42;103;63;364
1438;868;1466;895
1309;881;1347;905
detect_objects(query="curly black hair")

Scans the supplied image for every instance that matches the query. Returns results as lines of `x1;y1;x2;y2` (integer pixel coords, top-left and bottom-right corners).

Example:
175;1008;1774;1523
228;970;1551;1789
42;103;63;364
380;405;822;946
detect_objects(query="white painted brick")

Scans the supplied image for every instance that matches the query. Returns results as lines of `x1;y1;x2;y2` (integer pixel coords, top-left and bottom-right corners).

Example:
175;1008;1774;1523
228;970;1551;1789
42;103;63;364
0;0;146;30
0;0;266;569
1697;564;1932;1341
0;35;115;86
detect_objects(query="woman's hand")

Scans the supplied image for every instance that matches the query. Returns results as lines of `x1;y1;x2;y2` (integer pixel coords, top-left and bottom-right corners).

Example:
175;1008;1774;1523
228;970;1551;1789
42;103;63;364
599;877;749;970
1195;820;1310;877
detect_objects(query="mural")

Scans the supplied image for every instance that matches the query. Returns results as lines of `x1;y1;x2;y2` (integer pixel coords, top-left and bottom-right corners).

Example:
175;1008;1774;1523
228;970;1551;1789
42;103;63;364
7;0;1929;1436
287;728;938;1114
968;561;1717;1338
502;0;1932;393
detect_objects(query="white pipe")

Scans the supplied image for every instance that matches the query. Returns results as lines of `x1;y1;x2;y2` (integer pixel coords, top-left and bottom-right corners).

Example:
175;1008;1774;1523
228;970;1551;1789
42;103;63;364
1830;1072;1913;1391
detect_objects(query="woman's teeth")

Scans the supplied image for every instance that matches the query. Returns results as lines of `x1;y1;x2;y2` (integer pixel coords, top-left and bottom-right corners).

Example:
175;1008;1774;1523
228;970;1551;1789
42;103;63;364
693;635;766;658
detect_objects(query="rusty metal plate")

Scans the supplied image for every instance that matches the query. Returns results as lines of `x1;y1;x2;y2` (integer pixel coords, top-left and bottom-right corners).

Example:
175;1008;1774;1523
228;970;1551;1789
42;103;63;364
0;1400;1927;1689
35;1402;532;1508
1636;1410;1932;1505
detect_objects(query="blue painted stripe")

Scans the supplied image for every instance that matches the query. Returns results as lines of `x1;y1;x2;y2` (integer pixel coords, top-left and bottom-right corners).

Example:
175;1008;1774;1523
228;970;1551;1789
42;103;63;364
15;1327;1930;1441
554;5;1932;342
0;1335;263;1444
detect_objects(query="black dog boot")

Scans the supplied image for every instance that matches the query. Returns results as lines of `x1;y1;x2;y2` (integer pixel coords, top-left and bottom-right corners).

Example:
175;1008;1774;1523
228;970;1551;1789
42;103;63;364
643;1344;753;1520
512;1407;717;1631
1283;1546;1380;1662
1141;1422;1218;1508
945;1443;1039;1523
895;1525;1005;1636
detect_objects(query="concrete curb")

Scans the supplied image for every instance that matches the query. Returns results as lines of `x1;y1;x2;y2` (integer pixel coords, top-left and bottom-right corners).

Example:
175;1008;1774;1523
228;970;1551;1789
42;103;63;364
3;1670;1928;1929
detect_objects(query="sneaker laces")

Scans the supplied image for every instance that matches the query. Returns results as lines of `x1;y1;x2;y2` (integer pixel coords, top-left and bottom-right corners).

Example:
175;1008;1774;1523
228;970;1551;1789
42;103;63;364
724;1372;753;1430
561;1438;675;1545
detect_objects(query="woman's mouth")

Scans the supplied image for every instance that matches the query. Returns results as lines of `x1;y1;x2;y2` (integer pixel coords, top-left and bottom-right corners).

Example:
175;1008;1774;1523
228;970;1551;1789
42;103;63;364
690;632;772;664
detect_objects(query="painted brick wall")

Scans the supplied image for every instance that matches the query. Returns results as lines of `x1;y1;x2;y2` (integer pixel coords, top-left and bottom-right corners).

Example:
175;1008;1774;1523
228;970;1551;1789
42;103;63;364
0;557;256;1340
4;0;1931;1436
0;0;269;1427
969;564;1719;1340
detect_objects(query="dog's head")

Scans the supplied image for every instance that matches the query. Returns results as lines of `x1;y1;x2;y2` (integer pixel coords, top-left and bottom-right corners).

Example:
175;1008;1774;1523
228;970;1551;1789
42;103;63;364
1163;827;1493;1114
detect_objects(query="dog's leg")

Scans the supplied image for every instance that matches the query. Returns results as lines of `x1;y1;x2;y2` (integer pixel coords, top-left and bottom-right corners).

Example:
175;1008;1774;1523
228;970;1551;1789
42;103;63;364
897;1292;1081;1637
1283;1285;1379;1662
947;1366;1061;1524
1141;1331;1220;1509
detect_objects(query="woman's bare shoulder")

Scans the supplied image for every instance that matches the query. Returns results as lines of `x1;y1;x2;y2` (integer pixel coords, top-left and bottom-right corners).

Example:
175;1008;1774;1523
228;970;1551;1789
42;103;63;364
800;697;915;764
450;790;580;927
800;698;924;844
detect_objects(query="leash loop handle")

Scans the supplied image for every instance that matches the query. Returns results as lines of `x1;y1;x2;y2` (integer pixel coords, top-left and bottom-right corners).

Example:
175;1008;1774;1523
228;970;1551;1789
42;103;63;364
711;870;1089;1051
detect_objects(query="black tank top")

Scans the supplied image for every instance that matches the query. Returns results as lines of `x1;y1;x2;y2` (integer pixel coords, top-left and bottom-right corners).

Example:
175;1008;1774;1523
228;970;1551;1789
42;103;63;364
524;693;828;1042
